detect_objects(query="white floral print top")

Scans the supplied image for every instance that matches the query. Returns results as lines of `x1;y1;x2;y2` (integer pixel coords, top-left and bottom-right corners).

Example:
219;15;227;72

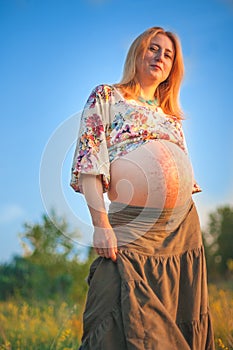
71;84;201;194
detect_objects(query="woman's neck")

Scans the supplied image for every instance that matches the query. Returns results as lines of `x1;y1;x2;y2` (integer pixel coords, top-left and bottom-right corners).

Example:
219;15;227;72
138;82;158;100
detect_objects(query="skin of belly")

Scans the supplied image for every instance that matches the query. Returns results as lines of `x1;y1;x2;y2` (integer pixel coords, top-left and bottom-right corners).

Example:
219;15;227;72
108;140;194;208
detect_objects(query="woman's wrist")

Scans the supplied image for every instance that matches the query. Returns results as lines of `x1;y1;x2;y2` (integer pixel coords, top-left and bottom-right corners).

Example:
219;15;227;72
88;206;111;228
92;215;111;228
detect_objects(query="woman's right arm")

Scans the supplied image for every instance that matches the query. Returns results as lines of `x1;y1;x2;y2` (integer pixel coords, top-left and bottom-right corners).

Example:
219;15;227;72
79;174;118;262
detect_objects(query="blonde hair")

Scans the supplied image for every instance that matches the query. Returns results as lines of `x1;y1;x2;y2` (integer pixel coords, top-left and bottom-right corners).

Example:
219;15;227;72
115;27;184;119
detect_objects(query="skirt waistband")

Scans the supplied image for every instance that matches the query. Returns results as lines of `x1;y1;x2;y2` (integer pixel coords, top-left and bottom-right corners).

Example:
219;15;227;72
108;198;194;248
108;198;192;228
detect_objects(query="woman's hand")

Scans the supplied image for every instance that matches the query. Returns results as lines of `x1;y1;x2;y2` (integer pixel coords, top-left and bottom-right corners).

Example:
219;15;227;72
93;225;118;262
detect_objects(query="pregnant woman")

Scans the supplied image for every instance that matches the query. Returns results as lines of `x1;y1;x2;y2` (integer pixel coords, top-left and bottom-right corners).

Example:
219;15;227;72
71;27;215;350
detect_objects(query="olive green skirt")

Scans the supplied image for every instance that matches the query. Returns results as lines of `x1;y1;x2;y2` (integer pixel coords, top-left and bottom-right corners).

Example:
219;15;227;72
79;199;215;350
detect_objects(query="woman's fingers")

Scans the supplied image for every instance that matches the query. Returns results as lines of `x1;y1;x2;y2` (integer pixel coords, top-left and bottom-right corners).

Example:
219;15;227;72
95;248;104;255
97;248;116;261
95;246;117;261
108;246;117;261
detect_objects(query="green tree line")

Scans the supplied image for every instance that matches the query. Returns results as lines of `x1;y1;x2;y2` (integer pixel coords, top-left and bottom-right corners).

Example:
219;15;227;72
202;205;233;281
0;212;96;305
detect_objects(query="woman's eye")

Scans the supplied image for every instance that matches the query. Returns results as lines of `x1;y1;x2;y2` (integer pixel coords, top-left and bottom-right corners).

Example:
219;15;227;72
149;46;159;52
165;53;172;59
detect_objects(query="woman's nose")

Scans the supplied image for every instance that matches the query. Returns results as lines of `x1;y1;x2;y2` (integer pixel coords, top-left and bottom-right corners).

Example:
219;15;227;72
155;50;163;61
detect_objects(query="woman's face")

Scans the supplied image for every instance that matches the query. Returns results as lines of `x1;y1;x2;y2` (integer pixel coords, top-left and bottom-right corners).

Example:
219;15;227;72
136;33;174;86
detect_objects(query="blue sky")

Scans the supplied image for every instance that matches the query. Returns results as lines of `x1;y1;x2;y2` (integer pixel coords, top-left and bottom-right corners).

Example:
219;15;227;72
0;0;233;262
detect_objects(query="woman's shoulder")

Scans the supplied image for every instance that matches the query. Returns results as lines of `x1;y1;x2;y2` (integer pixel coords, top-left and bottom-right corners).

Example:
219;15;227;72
90;84;116;101
84;84;116;108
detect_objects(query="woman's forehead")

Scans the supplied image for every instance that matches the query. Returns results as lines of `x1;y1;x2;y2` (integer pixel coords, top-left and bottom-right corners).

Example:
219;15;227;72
149;33;174;52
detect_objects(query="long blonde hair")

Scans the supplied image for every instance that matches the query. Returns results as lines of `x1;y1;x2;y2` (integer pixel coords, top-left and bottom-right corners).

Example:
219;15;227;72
115;27;184;119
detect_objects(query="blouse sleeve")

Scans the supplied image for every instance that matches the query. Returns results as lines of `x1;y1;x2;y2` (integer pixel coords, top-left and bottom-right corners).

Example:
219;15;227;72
70;85;110;193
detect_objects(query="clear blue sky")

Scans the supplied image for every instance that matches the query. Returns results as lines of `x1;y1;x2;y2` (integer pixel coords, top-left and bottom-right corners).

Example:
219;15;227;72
0;0;233;262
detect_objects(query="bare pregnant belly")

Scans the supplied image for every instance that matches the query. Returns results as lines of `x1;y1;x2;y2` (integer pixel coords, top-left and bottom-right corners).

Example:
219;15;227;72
108;140;194;209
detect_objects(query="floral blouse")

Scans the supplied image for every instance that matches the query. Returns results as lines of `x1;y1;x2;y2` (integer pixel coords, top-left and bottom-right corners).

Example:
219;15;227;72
71;84;201;194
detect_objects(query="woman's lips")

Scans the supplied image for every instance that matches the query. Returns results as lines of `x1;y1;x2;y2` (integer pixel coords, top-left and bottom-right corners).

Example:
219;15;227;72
150;64;162;71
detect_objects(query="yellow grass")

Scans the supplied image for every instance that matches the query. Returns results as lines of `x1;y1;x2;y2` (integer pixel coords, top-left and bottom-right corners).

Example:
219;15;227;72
209;284;233;350
0;301;83;350
0;284;232;349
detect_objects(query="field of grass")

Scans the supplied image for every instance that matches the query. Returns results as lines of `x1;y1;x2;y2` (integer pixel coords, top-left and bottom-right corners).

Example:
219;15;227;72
0;301;83;350
209;284;233;349
0;284;232;350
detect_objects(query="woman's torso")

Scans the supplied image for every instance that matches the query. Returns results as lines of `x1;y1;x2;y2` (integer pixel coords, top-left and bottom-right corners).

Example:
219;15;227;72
108;138;194;208
104;87;193;209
